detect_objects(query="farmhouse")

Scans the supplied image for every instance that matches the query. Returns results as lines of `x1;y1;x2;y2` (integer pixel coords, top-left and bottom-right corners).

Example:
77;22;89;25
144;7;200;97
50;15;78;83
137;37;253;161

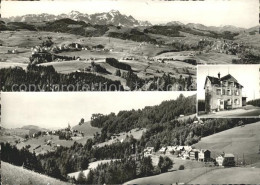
189;149;199;160
204;72;245;112
198;149;211;162
216;153;235;167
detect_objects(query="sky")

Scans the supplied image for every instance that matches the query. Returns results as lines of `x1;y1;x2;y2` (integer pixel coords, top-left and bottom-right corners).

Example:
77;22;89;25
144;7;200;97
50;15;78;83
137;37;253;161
1;0;259;28
1;91;195;129
197;65;260;101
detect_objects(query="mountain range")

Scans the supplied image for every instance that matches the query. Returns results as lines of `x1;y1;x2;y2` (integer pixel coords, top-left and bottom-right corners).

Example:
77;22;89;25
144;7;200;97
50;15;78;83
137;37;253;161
3;10;251;33
4;10;152;27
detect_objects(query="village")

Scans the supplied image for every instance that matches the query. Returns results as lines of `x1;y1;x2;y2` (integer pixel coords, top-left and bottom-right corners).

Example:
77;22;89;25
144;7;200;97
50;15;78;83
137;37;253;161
144;145;236;168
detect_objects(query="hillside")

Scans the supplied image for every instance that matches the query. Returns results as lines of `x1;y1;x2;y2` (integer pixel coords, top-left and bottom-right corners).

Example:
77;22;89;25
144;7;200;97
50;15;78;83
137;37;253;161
189;167;260;184
72;121;101;137
1;161;71;185
124;167;216;184
193;121;260;164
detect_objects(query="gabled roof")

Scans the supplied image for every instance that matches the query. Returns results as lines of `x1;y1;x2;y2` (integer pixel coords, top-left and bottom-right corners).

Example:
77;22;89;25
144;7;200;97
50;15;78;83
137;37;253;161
224;153;235;158
220;74;237;82
204;74;243;89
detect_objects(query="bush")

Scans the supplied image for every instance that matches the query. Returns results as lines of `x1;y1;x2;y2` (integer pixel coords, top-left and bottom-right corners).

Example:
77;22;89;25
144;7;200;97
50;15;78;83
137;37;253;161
106;58;132;71
179;165;184;170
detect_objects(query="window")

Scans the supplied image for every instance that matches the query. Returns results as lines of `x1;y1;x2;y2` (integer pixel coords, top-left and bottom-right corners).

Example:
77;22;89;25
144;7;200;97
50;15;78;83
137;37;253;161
234;99;240;105
227;90;231;95
227;99;232;105
216;89;221;95
222;89;225;95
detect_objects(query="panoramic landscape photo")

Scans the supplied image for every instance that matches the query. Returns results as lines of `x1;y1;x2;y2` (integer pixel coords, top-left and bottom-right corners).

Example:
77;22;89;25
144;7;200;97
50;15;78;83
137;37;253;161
1;92;260;184
0;0;259;91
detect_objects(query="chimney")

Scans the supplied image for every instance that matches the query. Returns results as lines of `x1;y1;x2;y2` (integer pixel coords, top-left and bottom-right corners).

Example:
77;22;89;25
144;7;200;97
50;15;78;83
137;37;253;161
218;72;220;79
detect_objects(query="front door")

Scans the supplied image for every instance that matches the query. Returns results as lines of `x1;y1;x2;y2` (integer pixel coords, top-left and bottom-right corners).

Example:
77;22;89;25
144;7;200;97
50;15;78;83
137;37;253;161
218;99;224;110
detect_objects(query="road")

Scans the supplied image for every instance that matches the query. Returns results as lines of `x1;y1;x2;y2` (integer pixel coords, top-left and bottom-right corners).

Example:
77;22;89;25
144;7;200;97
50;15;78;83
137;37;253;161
199;105;260;118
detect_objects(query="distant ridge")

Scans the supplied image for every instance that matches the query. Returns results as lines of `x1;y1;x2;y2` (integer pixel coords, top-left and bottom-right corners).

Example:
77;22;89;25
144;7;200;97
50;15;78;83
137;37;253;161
4;10;152;27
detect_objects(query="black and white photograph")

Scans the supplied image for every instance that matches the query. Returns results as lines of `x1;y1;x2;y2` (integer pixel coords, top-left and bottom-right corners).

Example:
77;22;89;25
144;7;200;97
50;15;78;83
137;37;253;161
197;65;260;118
0;0;259;91
1;0;260;184
1;92;260;184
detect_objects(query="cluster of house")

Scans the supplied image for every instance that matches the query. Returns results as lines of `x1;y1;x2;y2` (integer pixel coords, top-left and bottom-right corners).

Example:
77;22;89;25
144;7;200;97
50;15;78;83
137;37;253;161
31;124;84;141
144;146;235;167
211;40;244;55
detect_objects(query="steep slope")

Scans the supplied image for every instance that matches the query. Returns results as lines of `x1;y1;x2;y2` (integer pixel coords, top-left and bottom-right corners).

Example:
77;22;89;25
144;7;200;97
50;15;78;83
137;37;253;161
1;161;71;185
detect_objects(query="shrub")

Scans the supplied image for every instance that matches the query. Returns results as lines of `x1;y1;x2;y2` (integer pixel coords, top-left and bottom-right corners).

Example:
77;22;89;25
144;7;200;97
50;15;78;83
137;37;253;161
179;165;184;170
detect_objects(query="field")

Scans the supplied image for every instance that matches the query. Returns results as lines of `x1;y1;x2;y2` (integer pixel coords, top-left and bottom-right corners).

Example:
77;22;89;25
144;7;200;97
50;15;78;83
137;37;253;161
96;128;146;147
16;135;76;155
12;122;101;155
72;121;101;136
1;161;71;185
193;121;260;165
189;167;260;184
124;167;217;184
67;159;117;179
0;30;197;89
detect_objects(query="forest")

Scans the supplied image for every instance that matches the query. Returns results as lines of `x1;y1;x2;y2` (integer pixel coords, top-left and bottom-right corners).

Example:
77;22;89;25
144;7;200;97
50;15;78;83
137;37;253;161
90;94;196;143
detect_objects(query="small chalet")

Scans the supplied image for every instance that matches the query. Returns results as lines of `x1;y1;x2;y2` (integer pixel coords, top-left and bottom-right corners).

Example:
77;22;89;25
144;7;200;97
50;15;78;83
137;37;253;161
198;149;211;162
189;149;200;160
216;153;235;167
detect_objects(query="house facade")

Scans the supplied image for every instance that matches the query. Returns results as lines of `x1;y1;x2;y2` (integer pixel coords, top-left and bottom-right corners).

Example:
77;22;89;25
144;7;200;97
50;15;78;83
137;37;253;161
198;149;211;162
216;153;235;167
189;149;199;160
204;73;244;112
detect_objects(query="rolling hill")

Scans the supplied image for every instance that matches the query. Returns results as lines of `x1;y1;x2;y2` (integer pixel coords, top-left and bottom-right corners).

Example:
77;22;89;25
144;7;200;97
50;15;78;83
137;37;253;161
1;161;71;185
193;121;260;165
72;121;101;137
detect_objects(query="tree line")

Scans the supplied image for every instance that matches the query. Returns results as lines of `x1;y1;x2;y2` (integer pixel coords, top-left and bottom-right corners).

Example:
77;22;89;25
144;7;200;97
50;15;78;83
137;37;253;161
0;65;123;91
247;98;260;107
